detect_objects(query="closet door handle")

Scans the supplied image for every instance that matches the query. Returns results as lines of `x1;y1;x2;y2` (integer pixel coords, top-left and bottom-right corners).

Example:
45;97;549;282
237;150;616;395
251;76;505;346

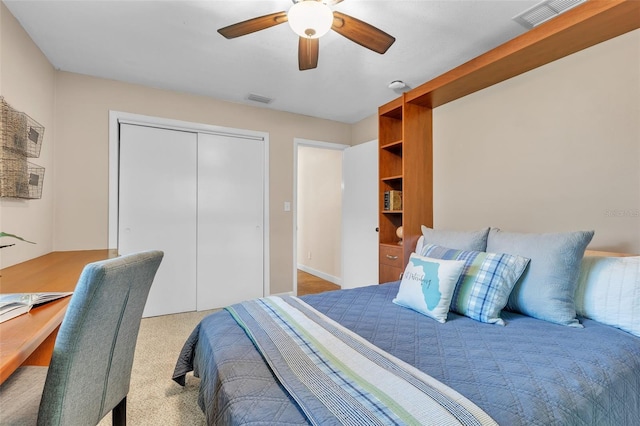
386;255;398;260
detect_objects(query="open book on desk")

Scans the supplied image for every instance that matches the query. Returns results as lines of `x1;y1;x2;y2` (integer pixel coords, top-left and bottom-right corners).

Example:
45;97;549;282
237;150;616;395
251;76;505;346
0;292;73;324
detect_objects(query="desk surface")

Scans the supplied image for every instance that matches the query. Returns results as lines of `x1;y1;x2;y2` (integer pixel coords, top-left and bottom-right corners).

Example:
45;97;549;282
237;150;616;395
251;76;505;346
0;249;117;384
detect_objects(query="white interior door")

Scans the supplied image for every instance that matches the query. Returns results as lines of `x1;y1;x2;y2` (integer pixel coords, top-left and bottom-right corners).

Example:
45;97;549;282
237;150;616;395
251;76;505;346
342;140;379;288
118;123;198;317
197;133;264;310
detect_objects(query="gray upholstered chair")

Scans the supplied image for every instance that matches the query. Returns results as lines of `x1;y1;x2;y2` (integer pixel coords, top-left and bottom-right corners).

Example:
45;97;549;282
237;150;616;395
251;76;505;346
0;250;163;426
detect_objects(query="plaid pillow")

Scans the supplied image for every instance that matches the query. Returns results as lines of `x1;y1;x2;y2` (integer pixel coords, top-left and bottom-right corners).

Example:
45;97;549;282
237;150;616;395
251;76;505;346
421;243;530;325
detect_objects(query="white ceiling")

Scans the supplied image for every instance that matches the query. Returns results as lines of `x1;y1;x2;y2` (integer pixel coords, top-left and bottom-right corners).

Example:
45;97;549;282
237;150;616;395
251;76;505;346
4;0;540;124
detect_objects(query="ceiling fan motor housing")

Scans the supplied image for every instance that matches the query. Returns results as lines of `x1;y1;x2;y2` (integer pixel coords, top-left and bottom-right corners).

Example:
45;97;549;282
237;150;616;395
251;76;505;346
288;0;334;39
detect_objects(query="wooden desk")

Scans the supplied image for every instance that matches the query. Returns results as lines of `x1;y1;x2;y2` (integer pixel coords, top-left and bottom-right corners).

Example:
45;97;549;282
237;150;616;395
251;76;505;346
0;249;117;384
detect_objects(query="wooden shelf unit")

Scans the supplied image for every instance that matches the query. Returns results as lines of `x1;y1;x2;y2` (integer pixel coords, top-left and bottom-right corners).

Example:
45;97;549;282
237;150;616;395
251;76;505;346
378;95;432;282
376;0;639;283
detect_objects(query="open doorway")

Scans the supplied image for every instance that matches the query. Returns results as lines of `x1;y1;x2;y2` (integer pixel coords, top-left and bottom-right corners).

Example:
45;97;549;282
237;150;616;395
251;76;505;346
293;139;347;295
293;138;379;296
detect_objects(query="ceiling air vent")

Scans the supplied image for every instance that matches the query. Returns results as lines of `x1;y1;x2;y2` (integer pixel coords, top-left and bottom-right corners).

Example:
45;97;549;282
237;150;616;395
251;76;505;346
513;0;586;29
247;93;274;104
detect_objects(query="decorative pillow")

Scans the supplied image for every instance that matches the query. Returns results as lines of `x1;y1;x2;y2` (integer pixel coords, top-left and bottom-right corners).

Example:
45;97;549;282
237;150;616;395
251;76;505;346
420;226;490;252
486;228;594;327
393;253;466;323
415;235;425;255
575;256;640;337
421;243;530;325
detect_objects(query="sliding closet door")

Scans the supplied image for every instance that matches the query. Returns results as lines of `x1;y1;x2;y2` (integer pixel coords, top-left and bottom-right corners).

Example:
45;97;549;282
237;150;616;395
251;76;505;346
119;124;198;317
197;133;264;310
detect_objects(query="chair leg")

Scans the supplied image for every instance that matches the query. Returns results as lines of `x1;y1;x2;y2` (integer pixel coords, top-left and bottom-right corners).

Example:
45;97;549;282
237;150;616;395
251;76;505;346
112;396;126;426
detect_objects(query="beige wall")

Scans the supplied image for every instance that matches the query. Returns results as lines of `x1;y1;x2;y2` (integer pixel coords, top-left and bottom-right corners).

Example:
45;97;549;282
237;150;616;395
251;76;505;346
351;113;377;145
0;3;56;268
53;74;352;294
433;29;640;253
297;146;343;282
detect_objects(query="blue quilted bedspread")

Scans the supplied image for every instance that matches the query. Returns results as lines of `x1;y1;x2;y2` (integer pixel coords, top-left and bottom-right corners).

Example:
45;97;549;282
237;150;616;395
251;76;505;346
173;282;640;425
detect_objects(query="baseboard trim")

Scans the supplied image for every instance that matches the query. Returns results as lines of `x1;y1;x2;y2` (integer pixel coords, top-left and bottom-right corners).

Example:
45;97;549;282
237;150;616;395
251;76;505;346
270;291;294;297
297;264;342;286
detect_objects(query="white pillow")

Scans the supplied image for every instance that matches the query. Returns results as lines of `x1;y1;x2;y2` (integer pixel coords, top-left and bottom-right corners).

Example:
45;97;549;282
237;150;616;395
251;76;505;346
575;256;640;337
393;253;466;323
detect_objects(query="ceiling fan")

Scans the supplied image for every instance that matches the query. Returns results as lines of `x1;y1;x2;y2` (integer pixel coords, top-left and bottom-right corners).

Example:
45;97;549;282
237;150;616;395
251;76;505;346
217;0;396;71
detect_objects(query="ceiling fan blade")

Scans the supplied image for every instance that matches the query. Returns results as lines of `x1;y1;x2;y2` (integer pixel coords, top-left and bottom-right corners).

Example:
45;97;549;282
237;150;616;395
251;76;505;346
331;11;395;54
298;37;319;71
218;11;288;39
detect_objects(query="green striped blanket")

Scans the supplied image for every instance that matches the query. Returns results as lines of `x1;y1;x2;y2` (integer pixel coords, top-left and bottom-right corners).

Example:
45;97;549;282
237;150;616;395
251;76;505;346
226;296;497;426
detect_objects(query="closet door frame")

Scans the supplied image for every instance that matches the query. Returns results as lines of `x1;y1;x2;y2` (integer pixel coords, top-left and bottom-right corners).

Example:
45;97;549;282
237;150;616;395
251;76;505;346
108;110;270;298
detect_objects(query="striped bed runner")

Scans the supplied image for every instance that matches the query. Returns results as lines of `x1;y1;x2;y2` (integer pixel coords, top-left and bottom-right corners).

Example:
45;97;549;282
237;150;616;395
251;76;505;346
226;296;497;426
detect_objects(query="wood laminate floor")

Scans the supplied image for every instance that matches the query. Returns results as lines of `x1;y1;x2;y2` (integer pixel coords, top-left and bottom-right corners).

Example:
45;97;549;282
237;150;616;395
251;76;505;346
297;270;340;295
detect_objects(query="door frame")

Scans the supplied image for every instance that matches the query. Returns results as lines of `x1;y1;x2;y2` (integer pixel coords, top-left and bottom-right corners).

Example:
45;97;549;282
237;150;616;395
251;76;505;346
293;138;349;296
108;110;270;297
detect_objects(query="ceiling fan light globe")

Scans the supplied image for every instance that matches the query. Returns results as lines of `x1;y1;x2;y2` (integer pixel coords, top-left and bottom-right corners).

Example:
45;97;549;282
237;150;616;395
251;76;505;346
288;1;333;39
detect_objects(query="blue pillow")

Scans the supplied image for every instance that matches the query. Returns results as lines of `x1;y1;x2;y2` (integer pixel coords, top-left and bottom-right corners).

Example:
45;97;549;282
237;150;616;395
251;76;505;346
486;228;594;327
421;243;530;325
393;253;466;323
420;226;490;252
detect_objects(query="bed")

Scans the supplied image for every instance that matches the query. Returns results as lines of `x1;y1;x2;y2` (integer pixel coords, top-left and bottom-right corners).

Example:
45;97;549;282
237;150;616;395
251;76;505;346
173;229;640;425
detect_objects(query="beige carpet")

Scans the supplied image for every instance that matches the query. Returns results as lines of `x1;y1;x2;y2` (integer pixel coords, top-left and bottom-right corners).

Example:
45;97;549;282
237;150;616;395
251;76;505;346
98;309;216;426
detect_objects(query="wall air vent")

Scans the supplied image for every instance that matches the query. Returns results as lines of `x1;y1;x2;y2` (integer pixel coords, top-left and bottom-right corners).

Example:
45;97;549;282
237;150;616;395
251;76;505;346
513;0;586;29
247;93;274;104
